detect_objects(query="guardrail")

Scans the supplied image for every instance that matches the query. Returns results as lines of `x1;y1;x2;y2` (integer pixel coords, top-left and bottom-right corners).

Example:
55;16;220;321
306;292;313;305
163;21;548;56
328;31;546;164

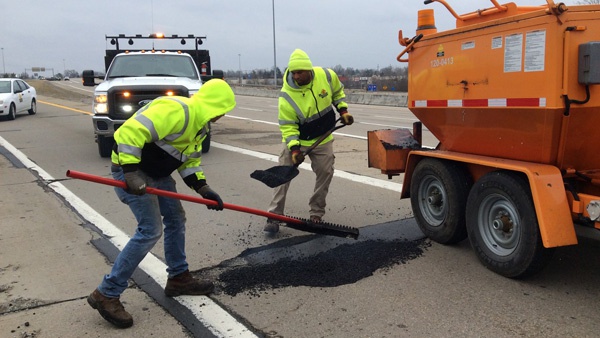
230;85;408;107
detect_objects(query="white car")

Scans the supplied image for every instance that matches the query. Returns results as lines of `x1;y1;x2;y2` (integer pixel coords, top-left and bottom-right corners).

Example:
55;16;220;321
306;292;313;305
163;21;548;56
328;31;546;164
0;78;37;120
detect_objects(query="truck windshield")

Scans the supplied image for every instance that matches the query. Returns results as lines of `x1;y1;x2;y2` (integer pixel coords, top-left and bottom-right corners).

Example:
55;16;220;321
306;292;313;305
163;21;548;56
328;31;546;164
107;54;199;79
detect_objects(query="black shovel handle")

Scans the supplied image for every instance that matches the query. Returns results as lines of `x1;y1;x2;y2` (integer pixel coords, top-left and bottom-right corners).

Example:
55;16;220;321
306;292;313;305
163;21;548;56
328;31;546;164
301;119;346;159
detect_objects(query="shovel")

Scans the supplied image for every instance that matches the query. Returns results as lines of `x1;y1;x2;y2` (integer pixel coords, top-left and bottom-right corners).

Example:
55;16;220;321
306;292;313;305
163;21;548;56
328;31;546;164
66;170;359;239
251;121;346;188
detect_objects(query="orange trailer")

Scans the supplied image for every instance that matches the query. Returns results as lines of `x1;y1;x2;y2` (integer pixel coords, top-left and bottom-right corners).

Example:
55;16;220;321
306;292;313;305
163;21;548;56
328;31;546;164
368;0;600;277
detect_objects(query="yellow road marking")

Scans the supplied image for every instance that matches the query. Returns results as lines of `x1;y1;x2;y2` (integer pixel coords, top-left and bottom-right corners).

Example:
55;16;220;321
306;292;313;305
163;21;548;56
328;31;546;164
39;100;92;115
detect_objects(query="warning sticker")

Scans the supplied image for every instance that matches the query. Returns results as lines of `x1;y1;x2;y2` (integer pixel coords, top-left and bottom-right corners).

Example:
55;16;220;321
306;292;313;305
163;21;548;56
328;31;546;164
504;33;523;73
462;41;475;50
524;30;546;72
492;36;502;49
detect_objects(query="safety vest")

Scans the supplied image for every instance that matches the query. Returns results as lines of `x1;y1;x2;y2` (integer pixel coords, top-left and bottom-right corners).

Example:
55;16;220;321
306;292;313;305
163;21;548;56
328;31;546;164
278;67;348;149
112;96;209;180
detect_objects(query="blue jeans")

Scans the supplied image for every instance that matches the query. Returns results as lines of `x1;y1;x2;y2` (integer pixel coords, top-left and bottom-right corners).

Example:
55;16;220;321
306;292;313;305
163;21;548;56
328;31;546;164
98;166;188;298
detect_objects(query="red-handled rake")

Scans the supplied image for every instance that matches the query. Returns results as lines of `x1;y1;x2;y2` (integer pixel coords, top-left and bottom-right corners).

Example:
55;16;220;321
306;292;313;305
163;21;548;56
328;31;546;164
66;170;359;239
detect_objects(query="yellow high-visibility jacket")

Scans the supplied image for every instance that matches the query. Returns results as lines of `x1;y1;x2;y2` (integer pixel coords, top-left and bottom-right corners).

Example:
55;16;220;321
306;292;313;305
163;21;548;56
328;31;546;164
278;67;348;150
111;79;236;189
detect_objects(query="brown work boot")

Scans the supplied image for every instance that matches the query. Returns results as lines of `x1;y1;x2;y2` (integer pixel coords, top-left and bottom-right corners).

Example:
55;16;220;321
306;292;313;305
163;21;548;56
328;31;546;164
164;270;214;297
87;289;133;328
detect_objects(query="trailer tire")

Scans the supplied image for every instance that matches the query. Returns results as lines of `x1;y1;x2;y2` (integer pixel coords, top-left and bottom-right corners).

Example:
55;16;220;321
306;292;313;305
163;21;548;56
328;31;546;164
97;135;114;158
410;158;471;244
466;171;554;278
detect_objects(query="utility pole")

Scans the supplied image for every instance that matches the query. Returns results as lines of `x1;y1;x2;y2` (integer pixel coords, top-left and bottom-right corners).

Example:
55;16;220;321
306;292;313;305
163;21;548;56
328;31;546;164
272;0;277;86
1;48;5;75
238;54;242;85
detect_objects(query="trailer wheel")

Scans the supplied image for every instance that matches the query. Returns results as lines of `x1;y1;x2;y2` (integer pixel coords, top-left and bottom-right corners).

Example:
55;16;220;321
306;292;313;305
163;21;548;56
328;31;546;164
466;171;554;278
410;158;471;244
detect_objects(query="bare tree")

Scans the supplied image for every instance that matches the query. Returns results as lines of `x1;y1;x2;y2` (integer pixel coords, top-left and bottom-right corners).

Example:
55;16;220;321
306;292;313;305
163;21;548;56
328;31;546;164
577;0;600;4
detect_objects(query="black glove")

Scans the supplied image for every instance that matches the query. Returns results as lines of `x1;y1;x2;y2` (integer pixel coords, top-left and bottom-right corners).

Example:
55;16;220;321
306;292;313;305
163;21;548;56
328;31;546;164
197;185;224;211
340;111;354;125
123;171;147;195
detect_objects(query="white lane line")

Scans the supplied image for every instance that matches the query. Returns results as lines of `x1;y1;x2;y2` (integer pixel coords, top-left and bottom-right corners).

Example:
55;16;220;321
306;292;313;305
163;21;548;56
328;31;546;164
54;82;95;93
213;142;402;192
226;115;278;126
0;136;258;338
224;115;368;140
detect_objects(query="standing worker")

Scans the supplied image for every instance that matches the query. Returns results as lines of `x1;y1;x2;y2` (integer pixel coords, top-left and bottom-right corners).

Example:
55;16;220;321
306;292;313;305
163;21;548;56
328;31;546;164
264;49;354;233
87;79;236;329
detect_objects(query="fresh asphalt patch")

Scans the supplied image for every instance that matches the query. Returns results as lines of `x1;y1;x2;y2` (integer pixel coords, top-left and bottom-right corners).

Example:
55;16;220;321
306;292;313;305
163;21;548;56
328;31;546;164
198;219;429;297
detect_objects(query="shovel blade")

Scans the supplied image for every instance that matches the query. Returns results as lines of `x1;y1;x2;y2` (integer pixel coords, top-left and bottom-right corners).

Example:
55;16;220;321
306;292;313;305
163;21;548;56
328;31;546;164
251;165;299;188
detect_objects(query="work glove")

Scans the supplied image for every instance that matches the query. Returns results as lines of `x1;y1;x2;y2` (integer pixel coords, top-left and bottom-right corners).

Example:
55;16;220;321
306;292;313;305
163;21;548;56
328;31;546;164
340;111;354;125
291;149;305;165
197;185;224;211
124;171;147;195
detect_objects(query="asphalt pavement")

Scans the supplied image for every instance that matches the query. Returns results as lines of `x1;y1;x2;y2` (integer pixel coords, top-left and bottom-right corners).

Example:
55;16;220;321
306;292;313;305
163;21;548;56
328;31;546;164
0;139;232;337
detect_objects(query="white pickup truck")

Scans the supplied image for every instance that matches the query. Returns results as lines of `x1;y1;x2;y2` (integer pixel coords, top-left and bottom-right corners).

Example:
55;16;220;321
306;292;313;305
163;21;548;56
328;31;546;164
82;34;222;157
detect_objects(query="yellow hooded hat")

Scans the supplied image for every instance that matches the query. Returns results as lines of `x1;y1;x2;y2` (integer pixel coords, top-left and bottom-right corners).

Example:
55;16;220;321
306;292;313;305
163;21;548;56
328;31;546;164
192;78;236;120
287;49;313;71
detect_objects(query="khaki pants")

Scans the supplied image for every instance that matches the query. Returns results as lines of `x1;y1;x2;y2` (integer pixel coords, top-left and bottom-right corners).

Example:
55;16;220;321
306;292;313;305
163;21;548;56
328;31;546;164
268;140;335;218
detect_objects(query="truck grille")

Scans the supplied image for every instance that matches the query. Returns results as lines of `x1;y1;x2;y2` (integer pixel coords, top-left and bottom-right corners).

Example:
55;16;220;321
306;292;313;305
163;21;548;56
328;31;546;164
107;85;189;119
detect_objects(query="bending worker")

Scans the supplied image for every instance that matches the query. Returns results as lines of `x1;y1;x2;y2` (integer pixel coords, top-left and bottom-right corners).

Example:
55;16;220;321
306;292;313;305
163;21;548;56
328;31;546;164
265;49;354;233
87;79;236;329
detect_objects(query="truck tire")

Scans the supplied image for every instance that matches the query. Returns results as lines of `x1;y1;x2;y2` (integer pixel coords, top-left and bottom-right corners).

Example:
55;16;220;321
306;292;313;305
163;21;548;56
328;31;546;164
410;158;471;244
466;171;554;278
97;135;114;158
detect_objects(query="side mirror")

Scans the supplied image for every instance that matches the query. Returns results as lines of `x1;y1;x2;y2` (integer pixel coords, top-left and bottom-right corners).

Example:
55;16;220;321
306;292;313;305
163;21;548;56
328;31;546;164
82;70;97;87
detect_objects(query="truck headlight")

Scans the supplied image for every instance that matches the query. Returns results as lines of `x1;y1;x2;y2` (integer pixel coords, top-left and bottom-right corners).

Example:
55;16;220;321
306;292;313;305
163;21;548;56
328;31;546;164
94;94;108;114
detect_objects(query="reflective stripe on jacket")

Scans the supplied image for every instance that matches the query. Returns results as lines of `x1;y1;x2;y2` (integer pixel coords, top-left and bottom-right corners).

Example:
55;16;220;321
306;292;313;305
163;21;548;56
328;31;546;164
111;96;209;180
278;66;348;149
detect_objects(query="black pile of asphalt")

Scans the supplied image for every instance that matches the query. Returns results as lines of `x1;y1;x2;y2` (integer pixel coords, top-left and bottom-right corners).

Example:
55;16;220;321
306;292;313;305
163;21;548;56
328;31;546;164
211;237;430;297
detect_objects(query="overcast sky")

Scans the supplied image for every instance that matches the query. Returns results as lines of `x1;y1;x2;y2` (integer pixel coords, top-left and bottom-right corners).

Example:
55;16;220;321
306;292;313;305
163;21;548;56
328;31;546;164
2;0;577;76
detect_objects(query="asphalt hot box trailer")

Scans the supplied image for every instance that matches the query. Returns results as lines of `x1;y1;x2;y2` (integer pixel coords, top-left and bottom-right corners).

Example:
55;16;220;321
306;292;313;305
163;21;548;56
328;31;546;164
368;0;600;278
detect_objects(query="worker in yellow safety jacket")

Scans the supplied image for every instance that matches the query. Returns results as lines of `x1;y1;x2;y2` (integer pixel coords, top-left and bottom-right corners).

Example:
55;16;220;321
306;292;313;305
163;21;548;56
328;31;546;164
265;49;354;233
87;79;236;329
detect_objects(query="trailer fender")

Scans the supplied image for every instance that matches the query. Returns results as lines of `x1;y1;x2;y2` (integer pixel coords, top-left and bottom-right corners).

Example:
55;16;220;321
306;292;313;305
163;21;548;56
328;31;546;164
403;150;577;248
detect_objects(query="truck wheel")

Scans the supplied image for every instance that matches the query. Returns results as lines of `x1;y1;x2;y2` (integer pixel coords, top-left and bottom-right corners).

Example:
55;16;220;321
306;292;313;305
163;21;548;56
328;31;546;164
201;131;211;153
28;99;37;115
410;158;471;244
97;135;114;158
466;171;554;278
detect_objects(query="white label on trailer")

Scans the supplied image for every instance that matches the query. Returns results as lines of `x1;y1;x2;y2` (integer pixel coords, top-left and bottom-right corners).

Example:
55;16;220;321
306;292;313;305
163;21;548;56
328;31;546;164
524;29;546;72
504;33;523;73
462;41;475;50
492;36;503;49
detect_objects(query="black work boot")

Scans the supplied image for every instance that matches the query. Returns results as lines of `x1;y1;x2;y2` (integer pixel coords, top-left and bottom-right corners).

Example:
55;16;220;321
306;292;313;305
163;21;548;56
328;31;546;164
87;289;133;328
164;270;214;297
